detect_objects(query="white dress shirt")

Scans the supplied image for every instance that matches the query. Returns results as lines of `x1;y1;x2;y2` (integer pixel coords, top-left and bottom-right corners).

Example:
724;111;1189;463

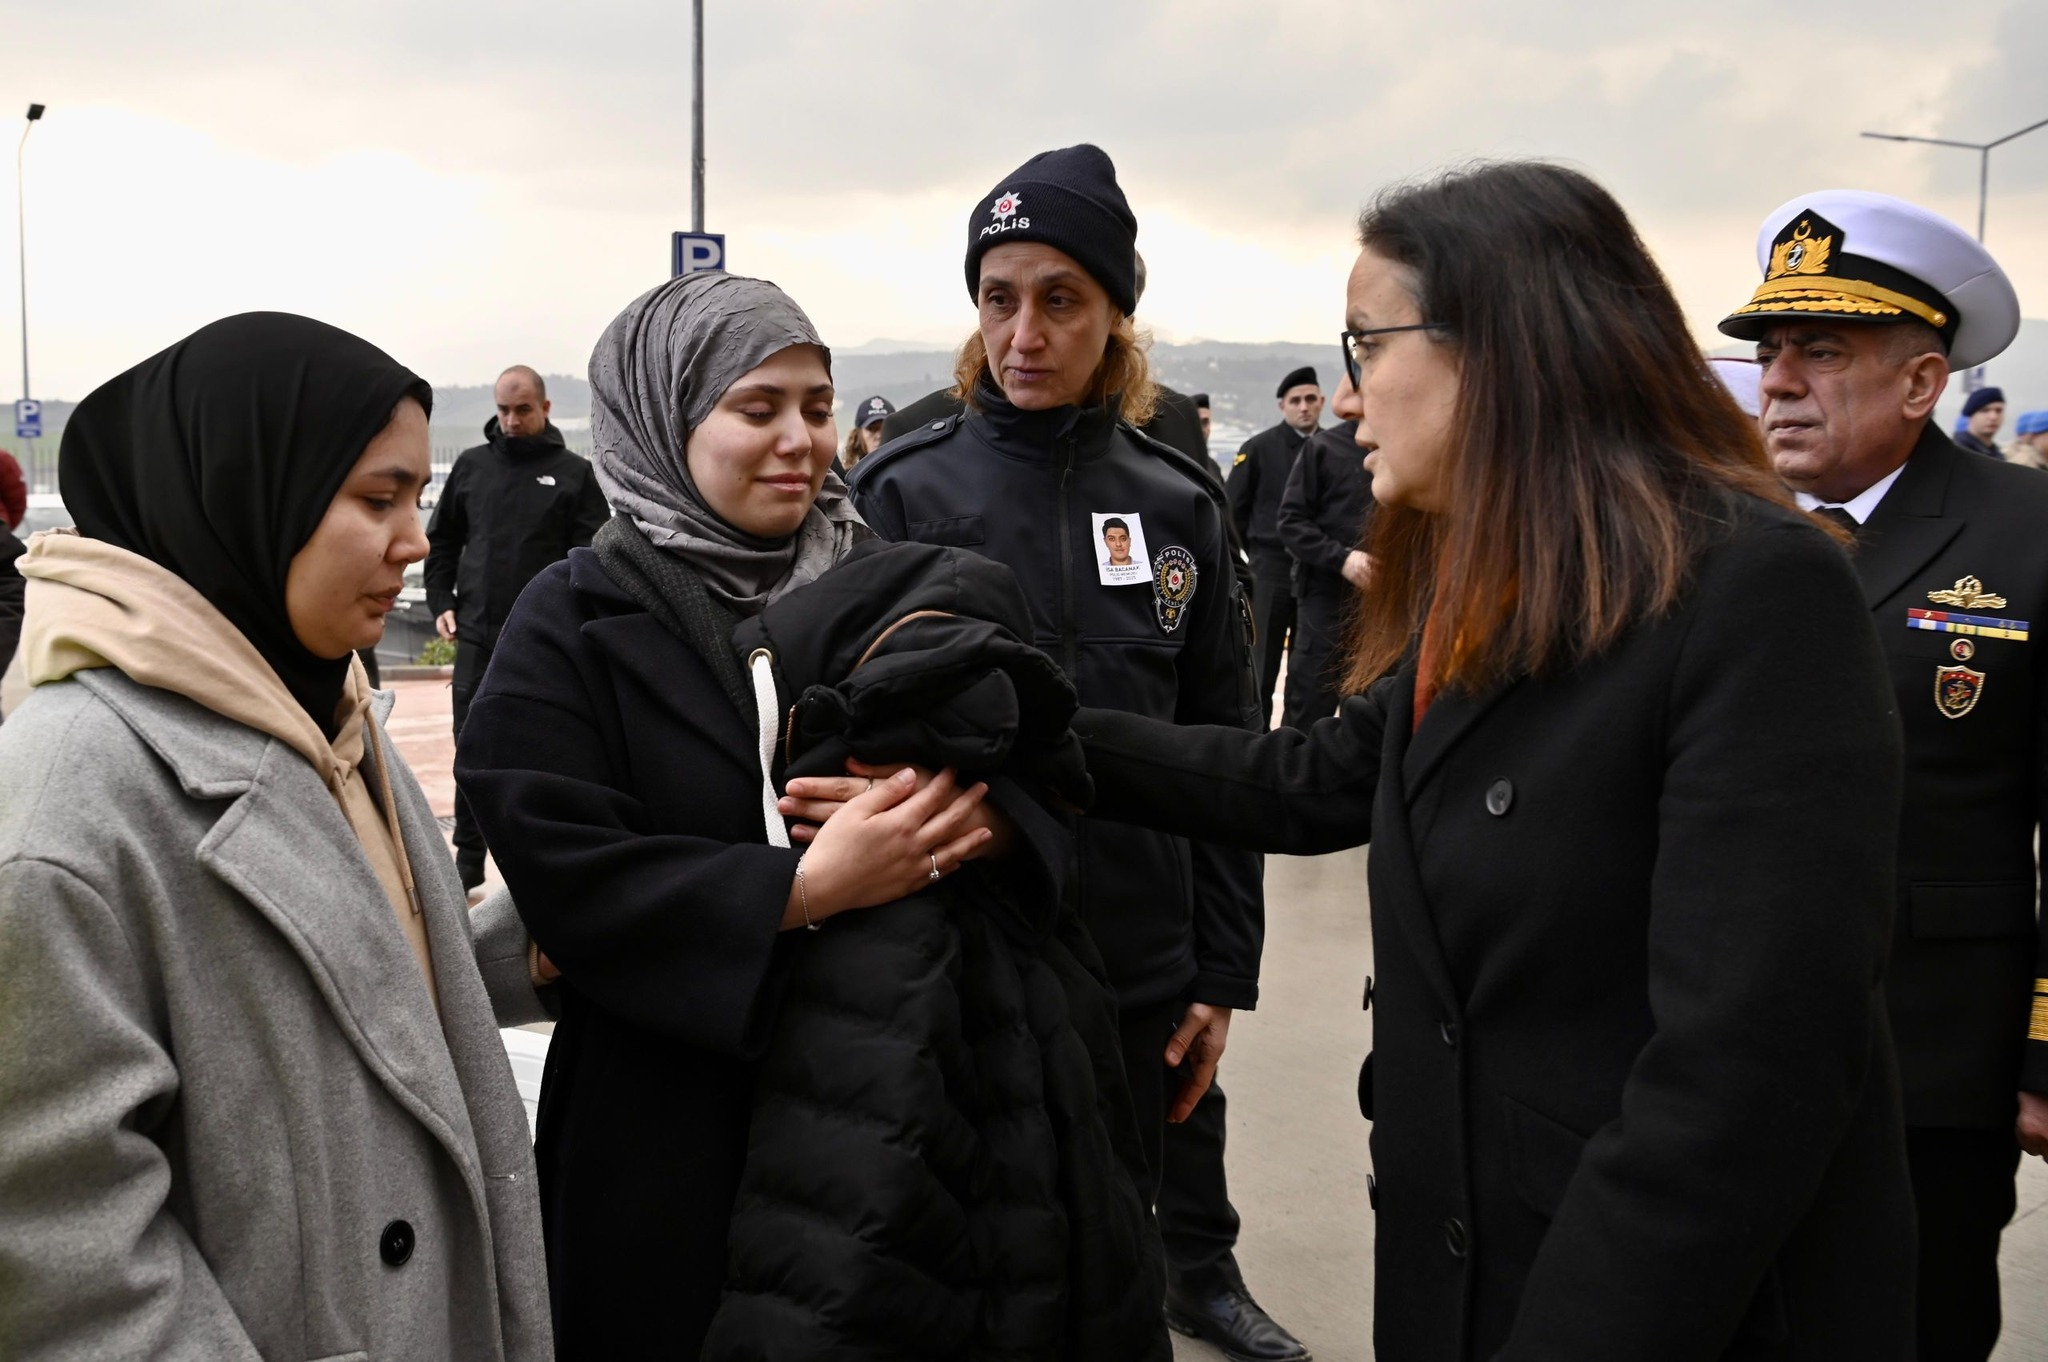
1794;461;1907;525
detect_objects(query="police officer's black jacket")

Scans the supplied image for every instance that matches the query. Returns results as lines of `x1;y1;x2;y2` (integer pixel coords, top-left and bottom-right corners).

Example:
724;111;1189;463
880;382;1252;576
1226;420;1311;552
424;417;610;653
1071;497;1916;1360
701;539;1167;1361
1838;423;2048;1124
850;385;1264;1011
1278;420;1372;594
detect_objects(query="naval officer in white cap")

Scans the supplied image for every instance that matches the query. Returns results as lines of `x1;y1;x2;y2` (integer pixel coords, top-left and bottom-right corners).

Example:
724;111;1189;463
1722;190;2048;1362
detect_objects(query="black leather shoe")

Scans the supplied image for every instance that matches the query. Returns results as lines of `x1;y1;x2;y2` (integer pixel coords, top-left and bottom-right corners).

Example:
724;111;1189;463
457;855;486;891
1164;1277;1311;1362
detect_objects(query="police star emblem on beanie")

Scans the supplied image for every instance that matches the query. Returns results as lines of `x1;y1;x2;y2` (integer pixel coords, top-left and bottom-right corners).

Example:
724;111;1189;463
964;144;1140;316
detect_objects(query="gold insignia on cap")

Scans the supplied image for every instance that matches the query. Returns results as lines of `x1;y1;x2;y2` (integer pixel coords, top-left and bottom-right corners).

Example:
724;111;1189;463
1767;220;1834;280
1928;577;2007;610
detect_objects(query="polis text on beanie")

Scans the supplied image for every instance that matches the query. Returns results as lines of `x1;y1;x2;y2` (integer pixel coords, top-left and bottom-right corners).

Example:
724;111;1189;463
964;145;1139;317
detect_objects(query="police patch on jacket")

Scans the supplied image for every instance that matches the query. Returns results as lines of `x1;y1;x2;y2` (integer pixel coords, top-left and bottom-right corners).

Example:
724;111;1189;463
1153;546;1198;633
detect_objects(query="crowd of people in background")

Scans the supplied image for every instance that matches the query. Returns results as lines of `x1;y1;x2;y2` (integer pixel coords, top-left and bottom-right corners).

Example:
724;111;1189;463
2;139;2047;1362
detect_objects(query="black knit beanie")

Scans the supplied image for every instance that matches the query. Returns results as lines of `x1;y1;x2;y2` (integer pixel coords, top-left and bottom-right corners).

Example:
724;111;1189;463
964;144;1139;316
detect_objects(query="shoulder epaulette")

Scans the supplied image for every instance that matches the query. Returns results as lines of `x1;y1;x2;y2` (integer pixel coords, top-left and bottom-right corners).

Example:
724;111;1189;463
1124;421;1227;495
847;413;962;489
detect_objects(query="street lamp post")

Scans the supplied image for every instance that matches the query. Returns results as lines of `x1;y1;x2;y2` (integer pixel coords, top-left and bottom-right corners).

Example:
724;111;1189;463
691;0;705;233
17;102;42;404
1861;114;2048;243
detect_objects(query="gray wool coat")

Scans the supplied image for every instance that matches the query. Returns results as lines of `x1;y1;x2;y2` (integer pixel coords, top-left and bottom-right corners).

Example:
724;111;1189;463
0;669;552;1361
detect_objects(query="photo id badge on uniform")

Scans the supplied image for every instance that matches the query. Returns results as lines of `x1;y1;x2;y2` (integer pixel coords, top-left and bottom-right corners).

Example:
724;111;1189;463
1092;511;1152;587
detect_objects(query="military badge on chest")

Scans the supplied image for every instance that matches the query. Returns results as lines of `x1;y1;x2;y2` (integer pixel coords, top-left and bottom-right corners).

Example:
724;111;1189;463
1907;577;2030;719
1153;546;1198;634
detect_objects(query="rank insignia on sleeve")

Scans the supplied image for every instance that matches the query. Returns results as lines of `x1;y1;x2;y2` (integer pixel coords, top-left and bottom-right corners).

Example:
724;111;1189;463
1934;664;1985;719
1927;576;2007;609
1153;546;1198;634
1232;452;1248;466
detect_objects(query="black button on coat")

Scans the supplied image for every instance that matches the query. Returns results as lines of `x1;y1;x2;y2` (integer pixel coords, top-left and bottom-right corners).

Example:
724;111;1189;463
1071;497;1916;1360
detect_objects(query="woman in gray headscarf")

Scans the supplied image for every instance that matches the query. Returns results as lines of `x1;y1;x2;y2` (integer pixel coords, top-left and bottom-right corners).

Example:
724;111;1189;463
454;274;1009;1354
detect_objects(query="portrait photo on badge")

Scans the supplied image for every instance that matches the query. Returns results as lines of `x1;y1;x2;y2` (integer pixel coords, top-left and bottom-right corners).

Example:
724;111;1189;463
1092;511;1152;586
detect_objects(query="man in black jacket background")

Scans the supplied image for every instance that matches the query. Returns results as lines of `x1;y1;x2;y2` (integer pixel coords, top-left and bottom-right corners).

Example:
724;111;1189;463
1276;396;1372;729
1722;189;2048;1362
1227;368;1322;726
426;364;610;888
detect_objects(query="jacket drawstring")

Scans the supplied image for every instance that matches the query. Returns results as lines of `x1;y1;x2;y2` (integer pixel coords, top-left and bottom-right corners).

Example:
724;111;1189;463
748;649;791;849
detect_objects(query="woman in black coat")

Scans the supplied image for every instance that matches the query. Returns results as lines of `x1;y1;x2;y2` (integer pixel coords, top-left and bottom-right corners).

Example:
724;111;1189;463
933;164;1915;1359
455;276;1005;1356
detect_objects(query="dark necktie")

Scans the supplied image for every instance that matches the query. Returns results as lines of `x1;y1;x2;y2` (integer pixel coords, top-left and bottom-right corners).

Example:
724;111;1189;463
1812;506;1860;540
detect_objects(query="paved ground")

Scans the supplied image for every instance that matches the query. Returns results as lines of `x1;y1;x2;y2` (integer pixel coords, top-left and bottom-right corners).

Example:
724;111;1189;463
384;676;2048;1361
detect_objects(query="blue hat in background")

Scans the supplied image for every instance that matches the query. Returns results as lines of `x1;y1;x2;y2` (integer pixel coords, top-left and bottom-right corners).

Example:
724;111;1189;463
1961;386;2005;417
2017;410;2048;437
855;395;894;429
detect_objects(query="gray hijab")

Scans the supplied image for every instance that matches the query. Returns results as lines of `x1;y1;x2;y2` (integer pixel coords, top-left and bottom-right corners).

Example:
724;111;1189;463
588;272;869;614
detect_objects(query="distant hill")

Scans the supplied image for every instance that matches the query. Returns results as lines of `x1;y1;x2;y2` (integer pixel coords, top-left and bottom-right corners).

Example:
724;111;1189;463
14;325;2048;495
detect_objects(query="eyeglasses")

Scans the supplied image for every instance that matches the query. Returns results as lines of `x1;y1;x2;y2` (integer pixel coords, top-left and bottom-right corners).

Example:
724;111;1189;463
1340;324;1450;386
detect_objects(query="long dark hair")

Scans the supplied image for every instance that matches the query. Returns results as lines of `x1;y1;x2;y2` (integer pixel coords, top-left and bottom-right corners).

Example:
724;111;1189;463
1344;161;1792;693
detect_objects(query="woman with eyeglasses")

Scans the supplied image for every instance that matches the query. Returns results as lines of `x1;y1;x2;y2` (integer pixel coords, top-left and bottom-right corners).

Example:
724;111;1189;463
1064;163;1916;1358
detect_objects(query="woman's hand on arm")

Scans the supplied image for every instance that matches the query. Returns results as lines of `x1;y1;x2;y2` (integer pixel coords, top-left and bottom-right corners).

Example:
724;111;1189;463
780;759;1019;859
781;767;995;929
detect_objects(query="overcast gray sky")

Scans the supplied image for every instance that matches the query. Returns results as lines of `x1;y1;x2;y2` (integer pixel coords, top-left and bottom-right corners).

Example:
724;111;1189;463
3;0;2044;399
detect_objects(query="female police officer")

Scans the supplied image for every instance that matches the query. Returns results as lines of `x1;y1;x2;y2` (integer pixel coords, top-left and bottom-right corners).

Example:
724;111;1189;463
1059;162;1917;1359
837;146;1304;1359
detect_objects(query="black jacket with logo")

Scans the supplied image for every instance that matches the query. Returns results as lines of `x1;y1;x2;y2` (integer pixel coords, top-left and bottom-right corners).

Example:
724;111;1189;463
849;388;1265;1010
424;418;610;653
1226;421;1312;552
1840;424;2048;1125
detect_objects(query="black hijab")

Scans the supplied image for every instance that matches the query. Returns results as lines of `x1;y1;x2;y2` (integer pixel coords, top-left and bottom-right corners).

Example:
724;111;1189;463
60;312;432;737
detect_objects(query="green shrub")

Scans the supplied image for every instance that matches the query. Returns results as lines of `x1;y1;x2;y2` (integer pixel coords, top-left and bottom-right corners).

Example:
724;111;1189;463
418;638;456;667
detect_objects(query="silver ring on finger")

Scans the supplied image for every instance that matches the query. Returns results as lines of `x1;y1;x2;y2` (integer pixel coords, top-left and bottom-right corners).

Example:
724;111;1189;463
866;777;875;793
928;852;941;882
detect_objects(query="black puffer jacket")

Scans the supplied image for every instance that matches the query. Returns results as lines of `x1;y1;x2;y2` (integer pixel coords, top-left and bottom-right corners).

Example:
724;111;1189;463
704;541;1168;1362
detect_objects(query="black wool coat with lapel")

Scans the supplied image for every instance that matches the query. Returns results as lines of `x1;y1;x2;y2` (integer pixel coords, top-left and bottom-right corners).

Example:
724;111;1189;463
454;548;802;1356
1843;423;2048;1124
1072;497;1917;1360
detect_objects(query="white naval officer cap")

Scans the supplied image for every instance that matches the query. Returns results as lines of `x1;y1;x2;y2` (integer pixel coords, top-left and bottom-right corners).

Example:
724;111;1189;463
1718;189;2020;372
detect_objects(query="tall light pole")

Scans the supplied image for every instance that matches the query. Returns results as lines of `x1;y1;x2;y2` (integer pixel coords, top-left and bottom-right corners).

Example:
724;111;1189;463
691;0;705;233
1862;114;2048;243
17;102;42;403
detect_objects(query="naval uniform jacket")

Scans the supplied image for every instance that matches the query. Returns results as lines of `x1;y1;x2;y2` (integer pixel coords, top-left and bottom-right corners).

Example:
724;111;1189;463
1072;495;1916;1360
1226;421;1312;554
1842;423;2048;1125
849;389;1264;1012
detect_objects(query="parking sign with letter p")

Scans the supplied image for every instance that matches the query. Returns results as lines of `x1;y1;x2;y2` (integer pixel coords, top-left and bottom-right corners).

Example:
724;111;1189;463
671;233;727;278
